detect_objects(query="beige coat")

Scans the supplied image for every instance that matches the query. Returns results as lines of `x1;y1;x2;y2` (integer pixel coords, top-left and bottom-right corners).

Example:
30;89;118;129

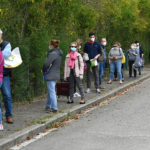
64;52;84;79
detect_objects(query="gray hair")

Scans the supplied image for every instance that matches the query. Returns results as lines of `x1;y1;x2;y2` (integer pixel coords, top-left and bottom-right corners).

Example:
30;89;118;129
0;29;3;34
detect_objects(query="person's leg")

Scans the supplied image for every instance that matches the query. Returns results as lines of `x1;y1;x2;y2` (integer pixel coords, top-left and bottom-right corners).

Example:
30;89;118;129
93;66;99;89
139;67;141;75
114;67;117;79
99;63;104;85
0;82;2;124
109;62;115;81
46;81;52;109
75;77;85;100
86;62;91;89
122;64;124;79
129;60;132;77
74;80;76;93
1;76;12;119
116;61;122;81
68;70;75;101
48;81;58;111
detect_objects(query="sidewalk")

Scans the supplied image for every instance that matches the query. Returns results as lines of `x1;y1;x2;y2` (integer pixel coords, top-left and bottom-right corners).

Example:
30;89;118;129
0;66;150;149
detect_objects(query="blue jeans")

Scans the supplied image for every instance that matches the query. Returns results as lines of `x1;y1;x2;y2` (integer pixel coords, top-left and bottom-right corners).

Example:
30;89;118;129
0;81;3;124
1;76;12;118
110;61;122;81
46;80;58;111
99;60;105;85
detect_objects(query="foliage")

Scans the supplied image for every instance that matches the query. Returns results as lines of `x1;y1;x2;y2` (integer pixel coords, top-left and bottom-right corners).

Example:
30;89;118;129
0;0;150;101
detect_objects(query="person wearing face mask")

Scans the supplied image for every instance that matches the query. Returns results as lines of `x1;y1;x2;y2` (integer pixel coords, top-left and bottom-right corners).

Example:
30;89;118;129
64;42;85;104
108;42;123;84
99;38;107;89
84;32;102;93
42;40;63;113
0;29;13;124
135;41;144;75
127;43;138;78
72;39;83;98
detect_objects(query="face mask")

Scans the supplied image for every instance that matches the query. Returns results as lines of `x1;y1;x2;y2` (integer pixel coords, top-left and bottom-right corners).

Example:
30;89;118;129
90;38;95;42
131;46;135;49
79;46;81;49
71;47;76;52
102;42;107;46
48;46;52;50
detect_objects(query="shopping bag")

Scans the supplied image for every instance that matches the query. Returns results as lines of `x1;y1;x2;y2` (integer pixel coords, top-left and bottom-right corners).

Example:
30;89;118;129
4;47;23;68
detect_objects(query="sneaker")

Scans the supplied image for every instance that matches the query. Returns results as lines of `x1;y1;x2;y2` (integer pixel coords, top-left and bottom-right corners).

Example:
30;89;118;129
73;93;77;98
99;85;105;89
86;88;91;93
45;107;51;113
75;92;81;97
0;124;4;130
96;89;101;94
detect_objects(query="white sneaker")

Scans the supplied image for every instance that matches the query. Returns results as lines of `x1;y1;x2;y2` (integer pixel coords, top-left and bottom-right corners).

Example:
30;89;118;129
86;88;91;93
0;124;4;130
75;92;81;97
96;89;101;94
73;93;77;97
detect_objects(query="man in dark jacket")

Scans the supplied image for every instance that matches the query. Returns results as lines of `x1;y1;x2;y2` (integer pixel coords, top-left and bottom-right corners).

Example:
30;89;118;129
84;32;102;93
42;40;62;113
0;29;13;123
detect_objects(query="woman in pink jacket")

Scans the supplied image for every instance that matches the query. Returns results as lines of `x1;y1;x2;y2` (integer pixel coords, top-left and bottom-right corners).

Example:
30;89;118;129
0;51;4;130
64;42;85;104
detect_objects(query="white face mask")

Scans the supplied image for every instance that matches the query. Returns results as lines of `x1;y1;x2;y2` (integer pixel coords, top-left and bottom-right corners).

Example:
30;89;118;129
131;46;134;49
90;38;95;42
79;46;81;49
102;42;107;46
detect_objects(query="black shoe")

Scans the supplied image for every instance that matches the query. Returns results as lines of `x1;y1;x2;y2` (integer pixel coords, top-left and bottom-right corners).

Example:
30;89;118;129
45;107;51;113
51;109;58;113
139;72;141;75
67;100;74;104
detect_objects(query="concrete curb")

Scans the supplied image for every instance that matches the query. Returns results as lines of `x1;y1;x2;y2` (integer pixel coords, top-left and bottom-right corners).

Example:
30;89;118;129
1;73;150;150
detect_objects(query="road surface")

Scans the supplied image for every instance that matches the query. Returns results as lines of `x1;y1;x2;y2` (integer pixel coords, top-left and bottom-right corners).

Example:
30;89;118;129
22;78;150;150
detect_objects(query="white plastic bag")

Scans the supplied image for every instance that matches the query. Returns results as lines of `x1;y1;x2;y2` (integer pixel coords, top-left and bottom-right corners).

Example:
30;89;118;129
83;53;89;61
4;47;23;68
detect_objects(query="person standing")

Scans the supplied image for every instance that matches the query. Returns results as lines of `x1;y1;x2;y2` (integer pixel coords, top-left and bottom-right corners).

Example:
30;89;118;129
84;32;102;93
0;29;13;124
135;41;144;75
127;43;138;78
0;50;4;130
42;40;63;113
64;42;85;104
108;42;123;84
99;38;107;89
73;39;83;98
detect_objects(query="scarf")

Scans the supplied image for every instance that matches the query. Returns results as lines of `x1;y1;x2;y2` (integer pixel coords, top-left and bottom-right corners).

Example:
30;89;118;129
69;51;77;69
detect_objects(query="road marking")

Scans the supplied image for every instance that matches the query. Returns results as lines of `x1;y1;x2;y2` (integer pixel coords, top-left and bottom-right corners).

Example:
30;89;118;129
10;128;58;150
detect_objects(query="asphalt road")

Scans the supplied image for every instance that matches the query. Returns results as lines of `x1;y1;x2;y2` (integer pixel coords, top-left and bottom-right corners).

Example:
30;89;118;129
22;78;150;150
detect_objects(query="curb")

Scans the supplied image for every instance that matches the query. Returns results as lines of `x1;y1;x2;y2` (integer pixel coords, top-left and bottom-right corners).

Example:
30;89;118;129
1;73;150;150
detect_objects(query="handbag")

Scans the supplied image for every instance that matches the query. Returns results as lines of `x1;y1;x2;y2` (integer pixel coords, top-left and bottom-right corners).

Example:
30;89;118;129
121;55;126;64
4;47;23;68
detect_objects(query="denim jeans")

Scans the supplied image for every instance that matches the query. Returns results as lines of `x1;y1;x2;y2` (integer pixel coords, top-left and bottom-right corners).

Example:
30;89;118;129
46;80;58;111
99;60;106;85
1;76;12;118
0;81;3;124
110;61;122;81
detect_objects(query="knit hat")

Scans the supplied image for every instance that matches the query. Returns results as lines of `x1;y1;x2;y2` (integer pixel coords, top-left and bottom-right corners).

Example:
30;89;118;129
0;29;3;34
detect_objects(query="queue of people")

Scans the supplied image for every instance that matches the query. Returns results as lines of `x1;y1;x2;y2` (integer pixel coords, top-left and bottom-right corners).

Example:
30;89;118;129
0;30;144;130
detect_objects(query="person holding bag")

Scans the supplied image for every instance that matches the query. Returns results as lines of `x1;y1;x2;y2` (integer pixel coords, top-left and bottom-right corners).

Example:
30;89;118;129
42;40;63;113
64;42;85;104
108;42;123;84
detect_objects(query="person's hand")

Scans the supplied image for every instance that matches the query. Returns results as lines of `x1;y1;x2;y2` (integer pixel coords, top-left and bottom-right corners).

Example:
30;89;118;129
64;78;67;81
94;55;99;61
80;75;83;80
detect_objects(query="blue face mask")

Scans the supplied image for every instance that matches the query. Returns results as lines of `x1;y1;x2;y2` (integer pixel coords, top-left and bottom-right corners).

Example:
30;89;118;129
71;47;76;52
